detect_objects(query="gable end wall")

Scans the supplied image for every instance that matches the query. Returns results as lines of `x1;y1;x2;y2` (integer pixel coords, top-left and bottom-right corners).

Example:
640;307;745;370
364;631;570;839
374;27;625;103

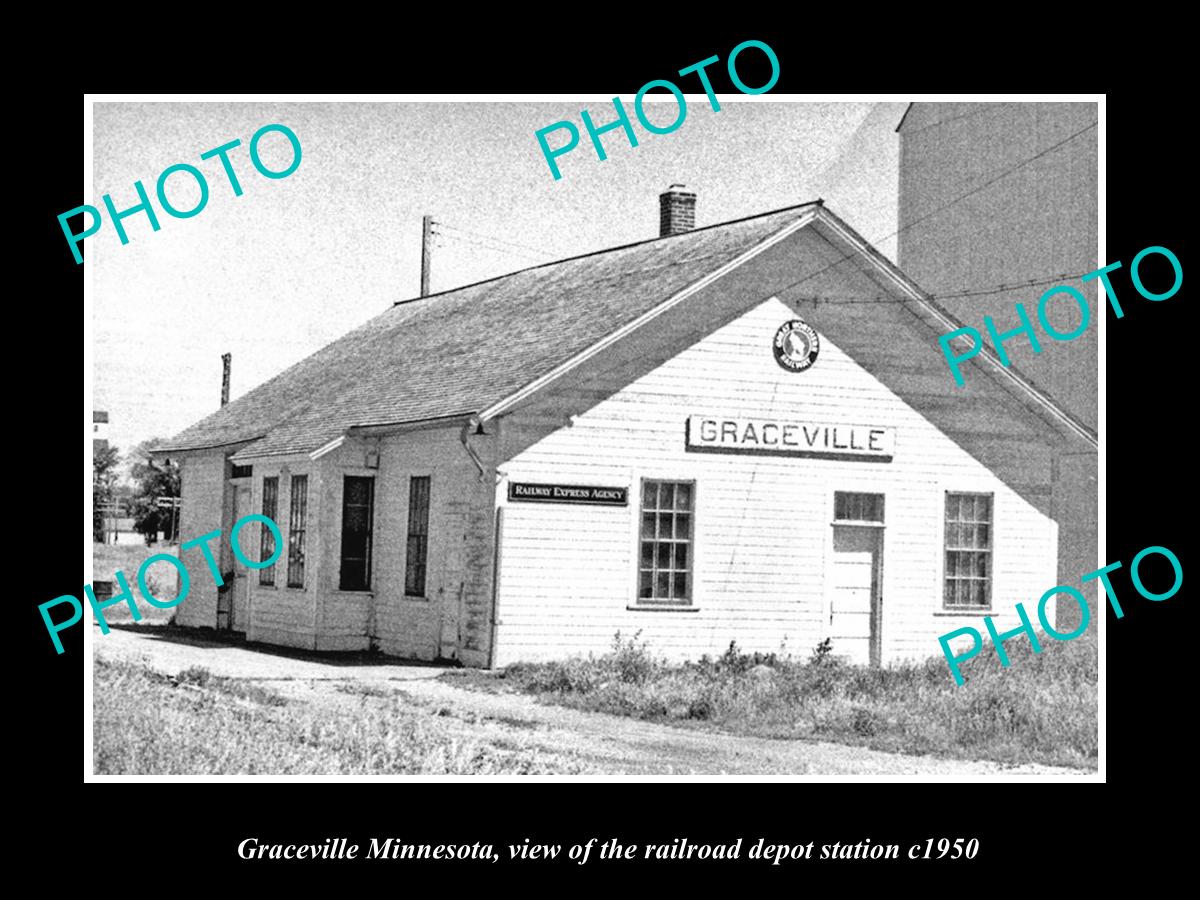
493;297;1058;667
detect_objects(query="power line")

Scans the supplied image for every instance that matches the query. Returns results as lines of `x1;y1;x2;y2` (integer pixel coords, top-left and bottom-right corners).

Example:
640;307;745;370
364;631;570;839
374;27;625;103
761;121;1098;309
901;121;1097;245
751;121;1100;444
784;272;1087;306
933;273;1083;301
900;103;1011;137
436;232;550;265
439;223;555;258
431;227;551;264
443;233;546;261
437;120;1097;306
413;121;1098;440
434;221;556;259
489;121;1099;438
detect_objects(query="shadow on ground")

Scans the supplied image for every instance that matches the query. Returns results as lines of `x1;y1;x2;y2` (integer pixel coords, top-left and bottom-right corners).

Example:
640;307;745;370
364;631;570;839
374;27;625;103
105;622;456;669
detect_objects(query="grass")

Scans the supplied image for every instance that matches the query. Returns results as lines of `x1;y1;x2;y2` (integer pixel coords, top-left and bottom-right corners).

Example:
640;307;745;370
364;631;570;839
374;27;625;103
91;542;180;624
446;631;1098;770
93;657;583;775
333;682;395;699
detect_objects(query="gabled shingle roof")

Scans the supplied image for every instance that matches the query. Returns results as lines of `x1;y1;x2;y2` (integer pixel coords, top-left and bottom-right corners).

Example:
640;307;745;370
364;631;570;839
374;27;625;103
159;198;1096;461
157;203;822;457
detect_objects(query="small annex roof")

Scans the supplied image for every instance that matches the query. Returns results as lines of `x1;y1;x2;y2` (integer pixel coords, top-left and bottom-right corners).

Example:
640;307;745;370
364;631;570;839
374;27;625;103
156;199;1095;461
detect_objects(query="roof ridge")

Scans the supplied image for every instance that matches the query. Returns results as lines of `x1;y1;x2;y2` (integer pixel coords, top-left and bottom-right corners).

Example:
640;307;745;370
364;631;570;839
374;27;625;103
391;199;824;307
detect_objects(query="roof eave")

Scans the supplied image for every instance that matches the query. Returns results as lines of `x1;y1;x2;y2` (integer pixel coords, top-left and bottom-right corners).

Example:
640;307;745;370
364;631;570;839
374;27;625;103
347;412;478;437
149;436;264;459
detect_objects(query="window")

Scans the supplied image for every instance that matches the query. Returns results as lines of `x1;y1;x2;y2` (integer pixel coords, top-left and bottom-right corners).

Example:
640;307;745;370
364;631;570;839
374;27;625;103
637;480;694;605
339;476;375;591
834;491;885;523
405;476;431;597
259;477;279;586
944;492;993;609
287;474;308;588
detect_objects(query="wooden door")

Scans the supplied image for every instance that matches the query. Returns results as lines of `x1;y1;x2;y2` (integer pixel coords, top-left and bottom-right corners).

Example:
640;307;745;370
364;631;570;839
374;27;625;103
829;526;884;666
230;482;252;634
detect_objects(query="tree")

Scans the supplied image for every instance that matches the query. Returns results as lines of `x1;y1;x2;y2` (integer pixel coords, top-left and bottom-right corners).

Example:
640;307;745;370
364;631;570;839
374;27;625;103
129;440;181;545
93;445;121;542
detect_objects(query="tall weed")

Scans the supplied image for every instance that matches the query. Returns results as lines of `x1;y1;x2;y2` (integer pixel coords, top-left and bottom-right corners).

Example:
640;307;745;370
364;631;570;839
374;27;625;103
460;632;1097;769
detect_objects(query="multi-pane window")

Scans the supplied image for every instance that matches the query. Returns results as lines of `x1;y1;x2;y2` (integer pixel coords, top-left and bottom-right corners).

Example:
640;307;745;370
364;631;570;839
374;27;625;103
287;474;308;588
405;476;431;597
339;476;375;591
638;480;694;605
944;492;993;609
834;491;885;523
259;476;279;586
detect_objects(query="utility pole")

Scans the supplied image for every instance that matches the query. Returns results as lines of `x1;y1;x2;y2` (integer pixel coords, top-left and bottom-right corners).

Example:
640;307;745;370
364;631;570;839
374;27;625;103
420;215;433;297
221;352;231;407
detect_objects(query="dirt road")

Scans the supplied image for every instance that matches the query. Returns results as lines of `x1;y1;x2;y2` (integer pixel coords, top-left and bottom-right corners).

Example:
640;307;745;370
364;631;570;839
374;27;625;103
94;626;1088;777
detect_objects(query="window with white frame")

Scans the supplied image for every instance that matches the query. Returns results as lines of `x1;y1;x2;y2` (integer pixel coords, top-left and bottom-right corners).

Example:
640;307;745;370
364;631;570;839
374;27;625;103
637;480;694;605
944;492;993;609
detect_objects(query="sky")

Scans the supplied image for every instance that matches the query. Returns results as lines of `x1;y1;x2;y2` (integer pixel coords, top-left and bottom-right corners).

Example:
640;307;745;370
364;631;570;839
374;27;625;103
90;99;907;462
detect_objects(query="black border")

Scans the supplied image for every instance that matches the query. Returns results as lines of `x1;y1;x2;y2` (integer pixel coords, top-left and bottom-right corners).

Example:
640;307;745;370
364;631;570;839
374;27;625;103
23;29;1193;884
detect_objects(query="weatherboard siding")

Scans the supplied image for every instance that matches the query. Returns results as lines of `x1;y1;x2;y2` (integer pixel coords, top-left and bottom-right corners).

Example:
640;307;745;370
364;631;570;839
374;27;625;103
312;429;496;664
314;449;371;652
493;297;1057;667
245;460;320;650
175;453;226;629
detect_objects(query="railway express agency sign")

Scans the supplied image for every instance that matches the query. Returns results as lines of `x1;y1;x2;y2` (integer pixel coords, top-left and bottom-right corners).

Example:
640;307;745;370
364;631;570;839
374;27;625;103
686;416;895;461
508;482;629;505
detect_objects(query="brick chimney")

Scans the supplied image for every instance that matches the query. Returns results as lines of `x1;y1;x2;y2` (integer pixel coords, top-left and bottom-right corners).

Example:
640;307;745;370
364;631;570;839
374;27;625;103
659;184;696;236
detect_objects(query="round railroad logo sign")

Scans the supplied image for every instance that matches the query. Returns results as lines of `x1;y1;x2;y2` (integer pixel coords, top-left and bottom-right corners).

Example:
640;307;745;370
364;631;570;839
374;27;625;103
772;319;820;372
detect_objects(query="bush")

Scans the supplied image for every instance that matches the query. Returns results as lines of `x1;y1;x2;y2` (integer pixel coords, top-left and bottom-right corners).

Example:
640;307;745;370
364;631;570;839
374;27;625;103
176;666;212;687
689;641;781;678
848;706;887;737
609;631;656;685
719;640;779;673
810;637;835;665
454;629;1097;770
507;657;602;694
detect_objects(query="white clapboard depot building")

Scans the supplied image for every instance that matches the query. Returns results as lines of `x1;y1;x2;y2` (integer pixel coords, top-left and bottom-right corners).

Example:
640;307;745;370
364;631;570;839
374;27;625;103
154;188;1097;668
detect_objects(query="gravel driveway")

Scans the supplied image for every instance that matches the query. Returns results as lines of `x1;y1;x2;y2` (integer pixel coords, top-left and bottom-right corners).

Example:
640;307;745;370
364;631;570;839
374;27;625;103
94;626;1090;777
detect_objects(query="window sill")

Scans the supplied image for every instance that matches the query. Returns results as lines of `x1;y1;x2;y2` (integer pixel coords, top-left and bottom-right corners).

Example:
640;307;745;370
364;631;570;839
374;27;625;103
934;608;995;616
402;595;429;603
335;589;374;595
626;604;701;613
